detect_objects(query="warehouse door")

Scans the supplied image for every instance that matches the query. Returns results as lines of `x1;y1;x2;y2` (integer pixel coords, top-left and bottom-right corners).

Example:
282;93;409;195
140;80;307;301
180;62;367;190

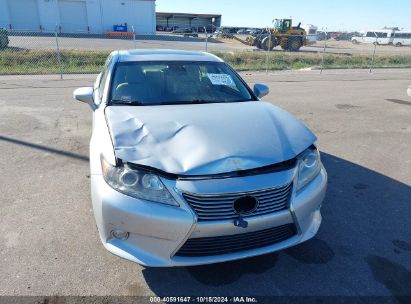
58;0;88;33
7;0;40;31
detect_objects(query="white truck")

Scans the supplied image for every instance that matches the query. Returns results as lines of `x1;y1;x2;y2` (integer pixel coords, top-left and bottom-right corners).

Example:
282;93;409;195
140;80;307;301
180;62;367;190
392;30;411;47
351;29;396;45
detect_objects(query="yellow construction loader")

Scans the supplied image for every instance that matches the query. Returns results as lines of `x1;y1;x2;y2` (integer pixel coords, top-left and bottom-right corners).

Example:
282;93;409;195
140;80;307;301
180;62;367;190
245;18;307;51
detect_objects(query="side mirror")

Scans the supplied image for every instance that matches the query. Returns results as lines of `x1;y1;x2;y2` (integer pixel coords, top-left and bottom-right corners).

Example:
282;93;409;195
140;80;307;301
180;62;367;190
73;87;95;109
253;83;270;99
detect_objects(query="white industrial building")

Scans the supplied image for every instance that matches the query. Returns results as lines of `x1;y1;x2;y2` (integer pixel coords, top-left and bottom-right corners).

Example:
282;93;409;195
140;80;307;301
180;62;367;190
0;0;156;34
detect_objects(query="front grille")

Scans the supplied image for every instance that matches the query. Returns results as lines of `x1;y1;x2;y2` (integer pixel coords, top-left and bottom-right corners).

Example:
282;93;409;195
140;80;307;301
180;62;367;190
183;183;292;221
175;224;296;257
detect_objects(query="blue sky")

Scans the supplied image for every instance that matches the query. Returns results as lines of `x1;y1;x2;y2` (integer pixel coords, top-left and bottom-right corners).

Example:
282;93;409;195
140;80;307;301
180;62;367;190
156;0;411;31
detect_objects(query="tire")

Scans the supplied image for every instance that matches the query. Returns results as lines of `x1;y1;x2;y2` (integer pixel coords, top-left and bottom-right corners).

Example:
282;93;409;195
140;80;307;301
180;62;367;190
288;36;302;52
280;38;288;50
352;39;358;44
261;36;275;51
396;42;402;47
255;36;265;49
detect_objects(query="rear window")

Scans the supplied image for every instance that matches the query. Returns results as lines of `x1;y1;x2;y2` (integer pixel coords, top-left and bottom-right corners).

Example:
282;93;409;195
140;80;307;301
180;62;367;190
109;61;254;106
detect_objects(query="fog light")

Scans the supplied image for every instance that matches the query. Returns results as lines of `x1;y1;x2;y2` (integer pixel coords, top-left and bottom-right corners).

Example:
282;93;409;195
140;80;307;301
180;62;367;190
111;230;129;240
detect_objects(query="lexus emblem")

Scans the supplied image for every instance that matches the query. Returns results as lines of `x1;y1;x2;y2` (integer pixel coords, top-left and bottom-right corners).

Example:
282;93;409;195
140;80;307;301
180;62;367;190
233;196;259;215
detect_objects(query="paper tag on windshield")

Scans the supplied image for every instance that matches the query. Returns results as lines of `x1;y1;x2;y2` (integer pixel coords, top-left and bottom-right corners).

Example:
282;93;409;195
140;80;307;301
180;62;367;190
121;96;132;102
207;73;235;86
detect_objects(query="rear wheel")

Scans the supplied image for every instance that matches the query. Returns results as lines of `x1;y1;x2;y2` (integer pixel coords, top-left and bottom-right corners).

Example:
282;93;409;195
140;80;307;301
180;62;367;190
396;42;403;47
288;36;302;51
352;39;358;44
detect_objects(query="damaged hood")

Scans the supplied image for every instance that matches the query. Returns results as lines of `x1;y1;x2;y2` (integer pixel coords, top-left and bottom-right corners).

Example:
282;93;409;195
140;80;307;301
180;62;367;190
105;102;316;175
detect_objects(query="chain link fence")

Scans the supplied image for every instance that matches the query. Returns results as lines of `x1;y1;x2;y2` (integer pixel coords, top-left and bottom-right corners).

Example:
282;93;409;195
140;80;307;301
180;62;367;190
1;28;411;77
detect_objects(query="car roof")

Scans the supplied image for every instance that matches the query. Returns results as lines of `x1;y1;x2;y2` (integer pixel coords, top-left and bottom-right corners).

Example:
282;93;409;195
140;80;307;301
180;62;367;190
116;49;224;63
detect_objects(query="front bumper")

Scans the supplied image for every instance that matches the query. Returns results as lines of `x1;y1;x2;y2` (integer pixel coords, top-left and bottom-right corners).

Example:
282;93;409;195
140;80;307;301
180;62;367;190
90;166;327;267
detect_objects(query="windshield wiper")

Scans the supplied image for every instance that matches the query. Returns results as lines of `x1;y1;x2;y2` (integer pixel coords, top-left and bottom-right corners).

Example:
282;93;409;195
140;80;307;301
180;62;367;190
110;100;144;106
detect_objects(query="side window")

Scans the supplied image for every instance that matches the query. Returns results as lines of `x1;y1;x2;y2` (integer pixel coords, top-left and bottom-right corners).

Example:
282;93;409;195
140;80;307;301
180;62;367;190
374;32;387;38
283;20;291;31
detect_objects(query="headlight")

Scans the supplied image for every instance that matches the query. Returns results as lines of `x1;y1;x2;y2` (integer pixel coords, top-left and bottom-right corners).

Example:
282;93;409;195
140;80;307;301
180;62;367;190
296;147;322;191
101;156;179;206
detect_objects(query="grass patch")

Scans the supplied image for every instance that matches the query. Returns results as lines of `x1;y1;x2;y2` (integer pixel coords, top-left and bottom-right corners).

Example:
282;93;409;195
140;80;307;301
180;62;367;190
1;48;411;74
0;48;109;74
213;51;411;71
214;51;321;71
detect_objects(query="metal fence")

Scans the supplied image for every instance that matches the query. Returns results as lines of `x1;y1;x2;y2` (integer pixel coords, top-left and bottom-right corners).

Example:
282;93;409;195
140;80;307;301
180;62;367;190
0;28;408;78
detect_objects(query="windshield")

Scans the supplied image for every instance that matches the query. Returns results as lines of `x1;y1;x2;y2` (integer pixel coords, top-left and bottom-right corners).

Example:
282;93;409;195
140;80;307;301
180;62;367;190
110;61;254;106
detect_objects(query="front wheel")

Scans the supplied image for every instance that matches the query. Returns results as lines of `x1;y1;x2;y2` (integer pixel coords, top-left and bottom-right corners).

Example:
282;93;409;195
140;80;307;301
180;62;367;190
352;39;358;44
395;42;403;47
261;36;276;51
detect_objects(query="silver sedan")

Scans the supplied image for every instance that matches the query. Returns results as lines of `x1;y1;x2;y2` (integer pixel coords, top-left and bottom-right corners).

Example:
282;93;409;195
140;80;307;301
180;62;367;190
74;49;327;267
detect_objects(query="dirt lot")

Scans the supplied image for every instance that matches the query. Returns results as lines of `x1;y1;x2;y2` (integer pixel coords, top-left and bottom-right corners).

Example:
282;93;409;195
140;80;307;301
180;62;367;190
310;39;411;55
0;70;410;300
7;34;411;56
216;36;411;55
